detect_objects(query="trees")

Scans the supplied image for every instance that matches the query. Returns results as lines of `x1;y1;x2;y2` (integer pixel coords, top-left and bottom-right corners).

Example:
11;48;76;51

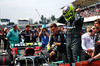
51;15;55;21
40;15;56;24
34;22;38;24
7;22;15;25
33;15;56;24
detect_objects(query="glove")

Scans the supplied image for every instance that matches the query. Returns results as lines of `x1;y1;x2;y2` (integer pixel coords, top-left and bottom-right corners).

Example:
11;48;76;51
88;58;95;64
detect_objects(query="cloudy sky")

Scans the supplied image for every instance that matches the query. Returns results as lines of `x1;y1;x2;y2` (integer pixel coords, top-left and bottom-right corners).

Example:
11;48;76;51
0;0;75;24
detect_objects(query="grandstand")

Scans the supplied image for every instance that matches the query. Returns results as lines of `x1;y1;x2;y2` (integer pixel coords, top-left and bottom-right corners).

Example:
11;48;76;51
72;0;100;28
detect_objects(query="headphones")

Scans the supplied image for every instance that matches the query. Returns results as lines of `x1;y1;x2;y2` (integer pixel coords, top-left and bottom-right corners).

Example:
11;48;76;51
89;29;92;33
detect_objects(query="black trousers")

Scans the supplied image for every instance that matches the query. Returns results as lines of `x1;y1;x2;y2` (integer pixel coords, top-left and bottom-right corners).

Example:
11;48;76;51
67;36;81;63
81;50;91;61
3;39;7;50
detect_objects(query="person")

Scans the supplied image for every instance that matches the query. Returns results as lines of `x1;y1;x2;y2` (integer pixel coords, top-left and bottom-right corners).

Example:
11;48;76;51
6;25;20;44
36;28;41;42
81;28;96;61
6;25;20;54
19;24;33;43
2;27;8;52
39;25;50;50
32;26;38;42
47;23;66;62
0;30;1;46
88;19;100;64
57;4;84;65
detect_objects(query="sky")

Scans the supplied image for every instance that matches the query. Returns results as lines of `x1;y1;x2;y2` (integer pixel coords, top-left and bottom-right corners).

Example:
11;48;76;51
0;0;75;24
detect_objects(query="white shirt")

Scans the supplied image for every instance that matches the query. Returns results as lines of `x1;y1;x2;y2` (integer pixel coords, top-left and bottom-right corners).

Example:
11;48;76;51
81;32;95;53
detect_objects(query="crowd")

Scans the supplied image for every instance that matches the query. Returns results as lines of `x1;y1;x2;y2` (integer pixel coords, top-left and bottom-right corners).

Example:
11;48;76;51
80;4;100;18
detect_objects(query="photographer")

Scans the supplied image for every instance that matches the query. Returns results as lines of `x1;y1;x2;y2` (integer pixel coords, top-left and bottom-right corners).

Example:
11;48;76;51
39;25;50;50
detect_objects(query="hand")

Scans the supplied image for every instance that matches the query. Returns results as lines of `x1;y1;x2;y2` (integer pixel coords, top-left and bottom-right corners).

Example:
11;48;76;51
53;42;61;46
41;28;43;31
87;52;92;56
86;49;91;52
76;8;81;12
44;29;47;32
96;41;100;45
5;38;7;40
88;58;95;64
46;44;50;48
91;53;94;58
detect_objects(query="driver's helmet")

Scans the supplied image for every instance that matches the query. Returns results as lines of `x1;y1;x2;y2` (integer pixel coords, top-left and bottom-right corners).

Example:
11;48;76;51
63;4;75;22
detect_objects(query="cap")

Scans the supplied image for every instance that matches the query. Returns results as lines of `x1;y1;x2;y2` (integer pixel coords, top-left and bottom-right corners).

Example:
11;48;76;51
89;29;92;33
42;25;46;28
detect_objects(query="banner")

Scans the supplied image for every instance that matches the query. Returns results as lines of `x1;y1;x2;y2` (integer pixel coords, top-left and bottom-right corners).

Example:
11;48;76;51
1;19;10;22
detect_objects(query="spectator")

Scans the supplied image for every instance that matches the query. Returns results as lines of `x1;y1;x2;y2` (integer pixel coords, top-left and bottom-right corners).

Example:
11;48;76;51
81;27;96;61
39;25;50;50
19;24;33;43
80;4;100;18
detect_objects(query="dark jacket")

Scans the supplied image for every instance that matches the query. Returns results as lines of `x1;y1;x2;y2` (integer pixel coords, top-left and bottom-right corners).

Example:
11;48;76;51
19;29;33;43
49;31;66;52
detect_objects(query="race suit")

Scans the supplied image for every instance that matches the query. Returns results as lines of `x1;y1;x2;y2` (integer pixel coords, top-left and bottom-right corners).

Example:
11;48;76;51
58;11;84;63
66;11;83;63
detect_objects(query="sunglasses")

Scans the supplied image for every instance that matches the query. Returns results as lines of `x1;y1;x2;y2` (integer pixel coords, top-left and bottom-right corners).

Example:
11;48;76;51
92;28;95;30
